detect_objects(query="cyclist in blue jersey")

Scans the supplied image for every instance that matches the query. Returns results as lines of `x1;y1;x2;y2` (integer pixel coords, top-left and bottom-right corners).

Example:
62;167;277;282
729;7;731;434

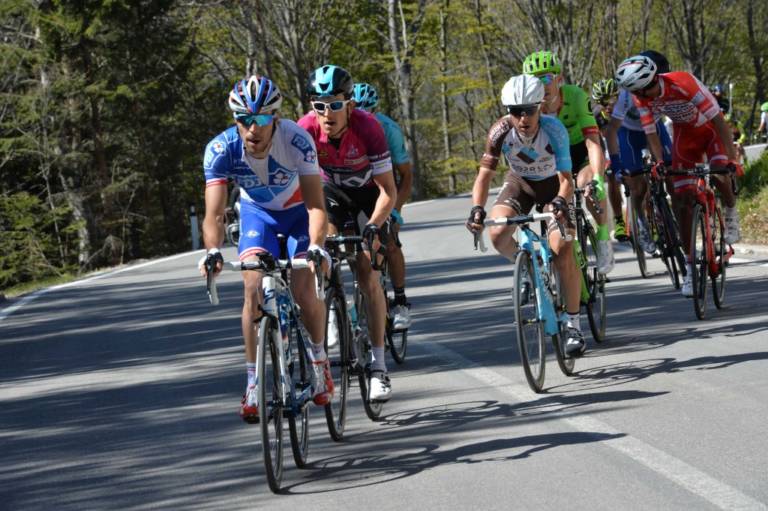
352;82;413;330
467;74;587;357
199;75;333;423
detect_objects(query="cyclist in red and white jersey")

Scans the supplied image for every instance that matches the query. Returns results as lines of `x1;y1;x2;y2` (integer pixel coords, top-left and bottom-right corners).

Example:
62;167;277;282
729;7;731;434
298;65;397;401
615;55;741;297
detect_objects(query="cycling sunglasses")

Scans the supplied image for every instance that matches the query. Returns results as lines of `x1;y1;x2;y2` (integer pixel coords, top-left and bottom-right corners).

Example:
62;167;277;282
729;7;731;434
507;104;540;117
537;73;558;85
311;100;350;114
235;113;274;127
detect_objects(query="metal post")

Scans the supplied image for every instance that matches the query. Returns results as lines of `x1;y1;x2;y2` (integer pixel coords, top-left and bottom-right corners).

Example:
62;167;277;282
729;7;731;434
190;206;200;250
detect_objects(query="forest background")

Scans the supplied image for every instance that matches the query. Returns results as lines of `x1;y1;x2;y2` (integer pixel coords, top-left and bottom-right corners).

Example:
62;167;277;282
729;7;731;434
2;0;767;293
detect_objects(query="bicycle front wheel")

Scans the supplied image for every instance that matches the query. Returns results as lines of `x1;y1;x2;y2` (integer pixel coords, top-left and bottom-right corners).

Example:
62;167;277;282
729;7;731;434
550;265;575;376
324;289;349;441
288;322;310;468
583;225;607;343
257;316;285;493
628;201;649;279
513;250;546;393
690;204;708;320
712;206;727;309
656;198;681;289
385;288;408;364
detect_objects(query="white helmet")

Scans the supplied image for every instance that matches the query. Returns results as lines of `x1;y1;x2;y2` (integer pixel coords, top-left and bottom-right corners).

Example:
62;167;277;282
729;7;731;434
501;74;545;107
615;55;657;92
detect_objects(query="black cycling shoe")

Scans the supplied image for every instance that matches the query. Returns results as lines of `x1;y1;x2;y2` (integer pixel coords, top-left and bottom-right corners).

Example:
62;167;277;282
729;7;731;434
564;328;586;357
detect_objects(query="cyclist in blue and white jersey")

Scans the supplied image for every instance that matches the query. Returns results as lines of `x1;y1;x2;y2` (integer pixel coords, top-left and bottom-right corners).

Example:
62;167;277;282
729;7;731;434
605;50;673;254
467;74;587;357
199;75;333;423
352;82;413;330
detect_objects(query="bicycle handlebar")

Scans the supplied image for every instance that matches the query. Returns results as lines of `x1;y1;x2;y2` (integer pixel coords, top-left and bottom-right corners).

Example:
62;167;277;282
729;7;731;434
472;212;572;252
574;184;603;215
205;258;322;305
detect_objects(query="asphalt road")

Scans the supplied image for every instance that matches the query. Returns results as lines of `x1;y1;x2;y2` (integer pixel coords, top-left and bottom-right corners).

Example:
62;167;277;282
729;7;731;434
2;194;768;510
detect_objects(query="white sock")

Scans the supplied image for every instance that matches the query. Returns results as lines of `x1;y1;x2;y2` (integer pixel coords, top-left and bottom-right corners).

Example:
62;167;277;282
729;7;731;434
566;313;580;331
310;342;326;362
371;346;387;372
246;362;256;387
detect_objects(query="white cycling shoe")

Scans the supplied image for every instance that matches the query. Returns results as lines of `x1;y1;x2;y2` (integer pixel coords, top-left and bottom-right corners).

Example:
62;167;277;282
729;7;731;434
369;370;392;402
392;304;412;330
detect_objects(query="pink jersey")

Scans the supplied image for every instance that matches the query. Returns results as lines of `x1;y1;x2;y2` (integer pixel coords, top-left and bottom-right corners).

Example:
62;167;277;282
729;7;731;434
634;72;720;135
297;109;392;188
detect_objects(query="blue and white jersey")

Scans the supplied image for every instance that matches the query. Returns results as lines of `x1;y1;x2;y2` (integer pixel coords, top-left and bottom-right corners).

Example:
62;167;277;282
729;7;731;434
612;89;662;132
203;119;320;211
481;114;572;181
375;112;411;166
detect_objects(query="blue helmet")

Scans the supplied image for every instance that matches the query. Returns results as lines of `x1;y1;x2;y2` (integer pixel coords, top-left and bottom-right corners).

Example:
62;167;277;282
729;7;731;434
228;75;282;115
352;82;379;111
306;65;353;98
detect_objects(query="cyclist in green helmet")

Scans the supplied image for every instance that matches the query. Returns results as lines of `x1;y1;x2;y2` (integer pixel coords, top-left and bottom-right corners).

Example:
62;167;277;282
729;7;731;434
523;51;615;275
759;102;768;142
591;78;628;242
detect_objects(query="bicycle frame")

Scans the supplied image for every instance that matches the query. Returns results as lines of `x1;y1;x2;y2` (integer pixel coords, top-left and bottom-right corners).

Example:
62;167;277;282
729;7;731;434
689;168;732;277
516;222;563;337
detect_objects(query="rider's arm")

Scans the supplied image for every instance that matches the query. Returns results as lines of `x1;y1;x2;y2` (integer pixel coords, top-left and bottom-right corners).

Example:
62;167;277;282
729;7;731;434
394;161;413;211
203;183;227;250
585;132;606;177
605;117;622;160
556;171;575;203
370;171;397;227
711;113;738;161
471;166;495;208
645;132;665;164
299;174;328;247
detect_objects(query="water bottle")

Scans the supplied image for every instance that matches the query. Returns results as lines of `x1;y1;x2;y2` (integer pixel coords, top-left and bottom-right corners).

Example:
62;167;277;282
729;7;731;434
347;298;358;329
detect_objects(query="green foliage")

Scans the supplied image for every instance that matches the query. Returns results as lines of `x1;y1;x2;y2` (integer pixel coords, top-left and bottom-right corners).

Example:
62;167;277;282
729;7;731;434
742;151;768;197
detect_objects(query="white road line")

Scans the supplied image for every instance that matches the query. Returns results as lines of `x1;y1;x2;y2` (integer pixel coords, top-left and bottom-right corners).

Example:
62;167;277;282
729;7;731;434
0;250;203;324
418;341;767;510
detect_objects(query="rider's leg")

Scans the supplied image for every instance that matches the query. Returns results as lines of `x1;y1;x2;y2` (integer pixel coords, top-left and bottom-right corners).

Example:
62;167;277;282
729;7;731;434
488;204;519;260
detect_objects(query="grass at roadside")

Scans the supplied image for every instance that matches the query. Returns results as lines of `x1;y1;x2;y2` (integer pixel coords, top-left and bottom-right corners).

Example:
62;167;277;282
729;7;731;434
2;273;78;299
738;186;768;245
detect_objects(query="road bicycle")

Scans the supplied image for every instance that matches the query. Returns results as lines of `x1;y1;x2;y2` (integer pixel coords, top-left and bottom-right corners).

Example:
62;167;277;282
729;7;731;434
475;211;574;393
324;226;392;429
205;240;323;493
646;165;687;290
572;184;607;343
669;164;735;319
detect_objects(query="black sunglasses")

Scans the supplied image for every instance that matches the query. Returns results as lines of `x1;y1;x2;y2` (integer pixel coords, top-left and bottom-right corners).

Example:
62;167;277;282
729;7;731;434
507;105;539;117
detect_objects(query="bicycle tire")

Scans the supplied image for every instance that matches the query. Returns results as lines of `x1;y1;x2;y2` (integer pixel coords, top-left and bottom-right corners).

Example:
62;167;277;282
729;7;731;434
324;288;350;441
690;204;708;320
355;291;383;421
628;201;649;279
712;207;727;309
257;316;285;493
288;320;310;467
385;287;408;364
550;265;575;376
513;251;546;393
584;225;607;343
653;197;680;289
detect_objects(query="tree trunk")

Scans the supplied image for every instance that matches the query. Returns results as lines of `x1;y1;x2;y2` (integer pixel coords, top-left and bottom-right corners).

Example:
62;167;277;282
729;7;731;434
387;0;425;199
439;0;454;194
745;0;766;140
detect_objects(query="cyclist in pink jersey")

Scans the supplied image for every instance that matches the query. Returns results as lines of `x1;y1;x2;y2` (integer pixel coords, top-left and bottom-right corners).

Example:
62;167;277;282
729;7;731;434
298;64;397;402
616;55;741;297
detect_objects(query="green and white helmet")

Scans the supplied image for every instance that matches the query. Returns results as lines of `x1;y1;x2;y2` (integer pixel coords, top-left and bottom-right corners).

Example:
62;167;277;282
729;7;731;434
761;101;768;113
592;79;618;101
522;50;561;75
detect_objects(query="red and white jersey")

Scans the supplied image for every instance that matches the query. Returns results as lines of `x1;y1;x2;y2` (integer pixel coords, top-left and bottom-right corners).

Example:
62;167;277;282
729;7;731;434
634;72;720;135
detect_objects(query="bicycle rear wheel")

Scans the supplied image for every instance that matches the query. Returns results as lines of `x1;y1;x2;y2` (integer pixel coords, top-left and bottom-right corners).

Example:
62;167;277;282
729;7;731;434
324;289;350;441
513;251;546;393
257;316;285;493
551;265;575;376
385;288;408;364
711;207;727;309
583;225;607;343
288;321;310;468
628;201;649;279
656;198;681;289
690;204;708;320
355;292;383;421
